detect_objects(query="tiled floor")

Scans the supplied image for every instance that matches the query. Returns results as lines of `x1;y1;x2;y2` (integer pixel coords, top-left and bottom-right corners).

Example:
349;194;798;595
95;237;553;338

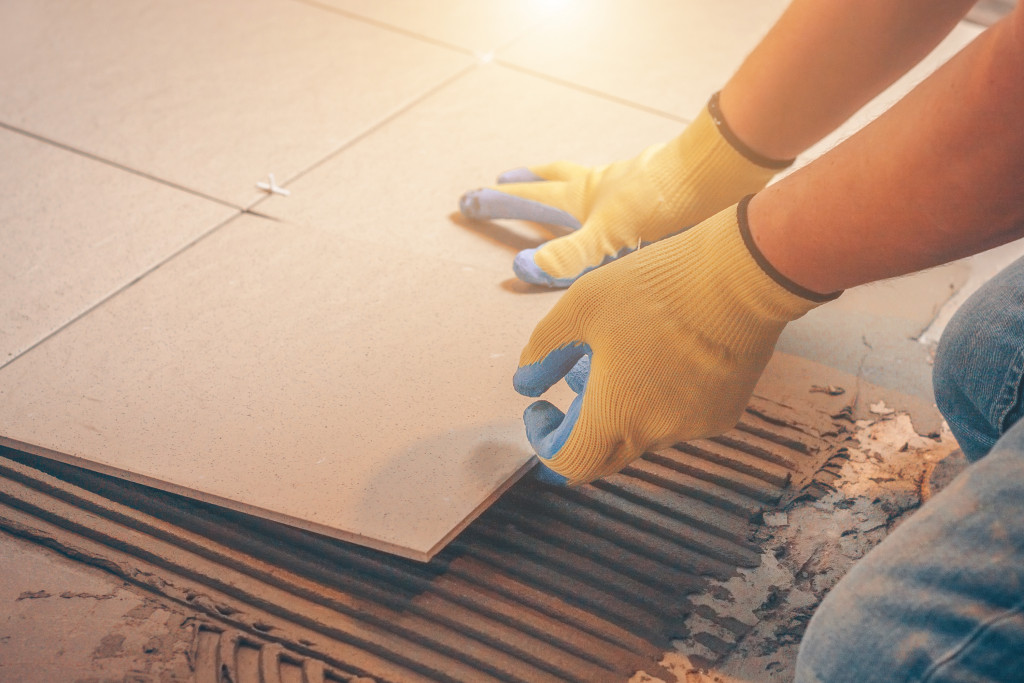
0;0;1009;560
499;0;792;118
0;128;235;363
0;0;472;207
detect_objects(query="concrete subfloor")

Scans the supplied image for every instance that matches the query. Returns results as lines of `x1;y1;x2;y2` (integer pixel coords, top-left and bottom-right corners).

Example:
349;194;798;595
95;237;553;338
2;0;1022;680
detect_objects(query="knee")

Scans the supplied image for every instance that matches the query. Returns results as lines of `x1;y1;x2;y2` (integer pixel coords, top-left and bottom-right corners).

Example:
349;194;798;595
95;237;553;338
795;557;919;682
795;573;858;682
932;288;986;431
798;442;1024;681
933;257;1024;460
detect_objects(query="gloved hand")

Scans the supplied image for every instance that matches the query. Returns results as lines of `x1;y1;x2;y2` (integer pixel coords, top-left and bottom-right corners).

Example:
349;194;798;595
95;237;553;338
513;198;838;485
460;93;792;288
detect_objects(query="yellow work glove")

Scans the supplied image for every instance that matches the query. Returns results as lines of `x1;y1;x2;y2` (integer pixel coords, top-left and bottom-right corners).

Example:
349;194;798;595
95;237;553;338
513;197;839;485
460;93;793;287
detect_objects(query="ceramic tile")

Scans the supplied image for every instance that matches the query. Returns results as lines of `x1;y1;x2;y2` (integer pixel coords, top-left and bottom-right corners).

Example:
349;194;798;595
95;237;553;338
0;128;236;366
500;3;982;131
0;214;572;561
498;0;791;118
0;0;471;207
257;63;682;274
315;0;547;53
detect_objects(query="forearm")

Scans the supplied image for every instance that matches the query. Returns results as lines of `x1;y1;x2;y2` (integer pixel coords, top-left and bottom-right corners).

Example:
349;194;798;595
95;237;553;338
720;0;976;160
749;7;1024;294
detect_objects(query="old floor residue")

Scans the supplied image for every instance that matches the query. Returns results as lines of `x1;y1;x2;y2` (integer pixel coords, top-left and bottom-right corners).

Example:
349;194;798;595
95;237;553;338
0;397;842;683
656;414;964;682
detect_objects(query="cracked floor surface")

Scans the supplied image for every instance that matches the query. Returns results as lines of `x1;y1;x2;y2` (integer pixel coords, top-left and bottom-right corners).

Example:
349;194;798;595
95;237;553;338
636;413;968;682
0;531;198;681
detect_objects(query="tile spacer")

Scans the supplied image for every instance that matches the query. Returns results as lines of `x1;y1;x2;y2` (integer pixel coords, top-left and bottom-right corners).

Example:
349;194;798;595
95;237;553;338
256;173;290;196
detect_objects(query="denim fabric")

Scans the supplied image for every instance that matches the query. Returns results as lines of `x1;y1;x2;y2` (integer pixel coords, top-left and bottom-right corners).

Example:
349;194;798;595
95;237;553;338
933;255;1024;462
795;256;1024;681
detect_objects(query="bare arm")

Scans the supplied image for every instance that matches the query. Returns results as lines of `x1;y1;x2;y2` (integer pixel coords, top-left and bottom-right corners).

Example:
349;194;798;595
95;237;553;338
750;5;1024;294
720;0;978;160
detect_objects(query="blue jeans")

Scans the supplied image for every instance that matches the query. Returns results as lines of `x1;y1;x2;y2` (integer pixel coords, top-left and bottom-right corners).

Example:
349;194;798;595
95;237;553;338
795;257;1024;682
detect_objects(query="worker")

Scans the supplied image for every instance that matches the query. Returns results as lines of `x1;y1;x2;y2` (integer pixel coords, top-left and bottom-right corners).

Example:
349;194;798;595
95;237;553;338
460;0;1024;679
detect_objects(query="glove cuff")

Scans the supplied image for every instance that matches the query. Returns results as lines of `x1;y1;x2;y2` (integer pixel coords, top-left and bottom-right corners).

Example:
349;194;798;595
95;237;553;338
735;195;841;304
707;92;795;170
638;200;840;334
653;98;790;221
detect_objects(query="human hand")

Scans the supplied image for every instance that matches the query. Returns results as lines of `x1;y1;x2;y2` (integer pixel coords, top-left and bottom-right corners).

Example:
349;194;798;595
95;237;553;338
513;199;834;485
460;94;790;288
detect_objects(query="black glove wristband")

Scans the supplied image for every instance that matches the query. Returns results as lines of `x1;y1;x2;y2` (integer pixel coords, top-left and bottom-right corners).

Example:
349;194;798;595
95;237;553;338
708;92;796;171
737;195;842;303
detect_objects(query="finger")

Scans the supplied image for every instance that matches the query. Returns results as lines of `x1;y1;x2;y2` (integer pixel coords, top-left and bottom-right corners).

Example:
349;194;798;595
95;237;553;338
459;186;582;229
515;214;650;287
565;355;590;393
521;160;591;183
522;400;573;486
524;400;565;448
523;393;584;463
496;167;544;184
512;232;610;288
514;342;589;398
534;462;570;486
512;248;576;288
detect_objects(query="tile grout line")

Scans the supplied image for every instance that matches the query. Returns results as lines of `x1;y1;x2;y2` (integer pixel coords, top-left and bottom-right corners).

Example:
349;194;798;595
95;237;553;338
492;61;691;125
0;210;244;373
0;122;243;212
283;0;689;128
288;0;477;58
245;62;479;213
254;0;547;211
490;10;694;126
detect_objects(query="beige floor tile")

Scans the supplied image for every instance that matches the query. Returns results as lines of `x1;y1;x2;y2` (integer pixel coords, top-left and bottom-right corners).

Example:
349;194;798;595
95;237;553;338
0;214;574;561
498;0;791;118
258;63;682;274
315;0;547;53
0;0;471;207
500;3;983;129
0;129;236;366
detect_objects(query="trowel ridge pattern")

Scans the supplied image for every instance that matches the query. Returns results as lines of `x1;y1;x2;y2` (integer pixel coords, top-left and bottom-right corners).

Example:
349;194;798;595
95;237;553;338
0;399;842;682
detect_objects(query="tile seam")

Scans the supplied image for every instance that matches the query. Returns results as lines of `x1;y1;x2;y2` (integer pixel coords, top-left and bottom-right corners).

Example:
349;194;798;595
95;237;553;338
0;209;243;373
492;60;691;125
288;0;477;58
245;61;478;215
0;121;242;211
